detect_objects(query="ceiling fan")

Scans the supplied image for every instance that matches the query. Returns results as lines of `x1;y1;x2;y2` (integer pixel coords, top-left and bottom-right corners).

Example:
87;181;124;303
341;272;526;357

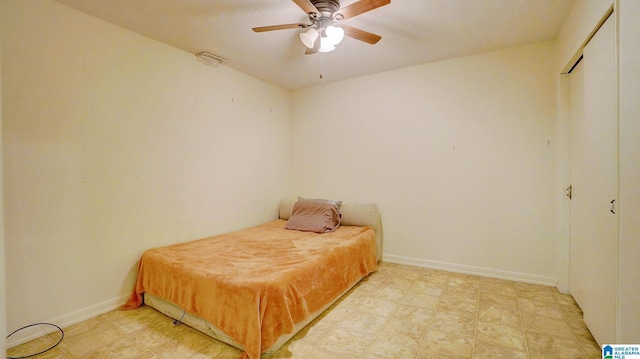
252;0;390;54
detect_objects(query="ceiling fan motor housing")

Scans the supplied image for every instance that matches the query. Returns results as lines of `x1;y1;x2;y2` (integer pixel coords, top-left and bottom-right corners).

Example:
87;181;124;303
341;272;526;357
311;0;340;16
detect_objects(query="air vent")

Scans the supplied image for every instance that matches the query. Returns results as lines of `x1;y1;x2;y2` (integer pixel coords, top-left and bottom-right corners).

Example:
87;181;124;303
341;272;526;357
195;52;225;67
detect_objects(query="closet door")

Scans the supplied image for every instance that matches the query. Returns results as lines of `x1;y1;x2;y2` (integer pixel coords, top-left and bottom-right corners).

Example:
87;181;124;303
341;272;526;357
569;14;617;345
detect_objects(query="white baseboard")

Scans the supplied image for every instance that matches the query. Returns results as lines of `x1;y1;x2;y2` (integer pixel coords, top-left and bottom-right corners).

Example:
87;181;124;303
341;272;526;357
383;254;557;287
6;294;130;348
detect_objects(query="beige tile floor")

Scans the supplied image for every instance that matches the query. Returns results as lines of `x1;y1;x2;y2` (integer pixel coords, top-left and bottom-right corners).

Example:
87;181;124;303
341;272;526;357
8;262;602;359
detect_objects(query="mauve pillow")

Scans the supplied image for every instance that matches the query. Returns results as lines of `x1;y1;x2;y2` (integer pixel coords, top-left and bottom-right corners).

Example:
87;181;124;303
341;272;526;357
285;201;341;233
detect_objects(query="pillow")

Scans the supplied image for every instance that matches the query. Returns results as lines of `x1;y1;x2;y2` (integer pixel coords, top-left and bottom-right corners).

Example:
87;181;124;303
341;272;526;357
285;201;341;233
298;196;342;209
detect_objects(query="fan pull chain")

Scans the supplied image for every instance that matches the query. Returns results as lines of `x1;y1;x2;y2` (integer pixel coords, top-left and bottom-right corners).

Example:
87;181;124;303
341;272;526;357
320;53;326;86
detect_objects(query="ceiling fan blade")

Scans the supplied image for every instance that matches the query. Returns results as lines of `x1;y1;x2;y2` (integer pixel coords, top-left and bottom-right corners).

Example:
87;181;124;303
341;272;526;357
252;23;305;32
305;38;320;55
342;25;382;44
339;0;390;20
292;0;319;14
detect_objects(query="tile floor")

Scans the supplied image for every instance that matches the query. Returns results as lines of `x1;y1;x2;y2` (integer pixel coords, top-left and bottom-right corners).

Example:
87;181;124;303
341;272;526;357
8;262;602;359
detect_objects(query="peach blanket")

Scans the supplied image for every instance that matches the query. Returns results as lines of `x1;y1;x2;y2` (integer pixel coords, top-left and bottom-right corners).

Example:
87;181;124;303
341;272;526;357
123;219;377;359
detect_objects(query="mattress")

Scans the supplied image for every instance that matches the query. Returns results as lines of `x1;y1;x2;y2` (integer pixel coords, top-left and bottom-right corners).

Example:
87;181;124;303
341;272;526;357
123;201;381;359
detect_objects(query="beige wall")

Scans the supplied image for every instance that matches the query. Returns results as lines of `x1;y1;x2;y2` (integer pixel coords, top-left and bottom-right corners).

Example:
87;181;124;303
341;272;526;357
292;41;558;284
2;0;291;343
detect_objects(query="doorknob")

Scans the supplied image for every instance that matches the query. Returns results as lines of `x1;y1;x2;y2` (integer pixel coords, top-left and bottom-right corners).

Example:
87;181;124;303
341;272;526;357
610;199;616;214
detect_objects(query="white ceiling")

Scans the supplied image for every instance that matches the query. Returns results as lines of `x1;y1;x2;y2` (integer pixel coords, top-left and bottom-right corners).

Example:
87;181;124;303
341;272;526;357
53;0;576;90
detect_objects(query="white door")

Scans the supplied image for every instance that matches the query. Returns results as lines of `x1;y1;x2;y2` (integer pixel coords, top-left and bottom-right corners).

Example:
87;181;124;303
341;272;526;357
569;14;618;345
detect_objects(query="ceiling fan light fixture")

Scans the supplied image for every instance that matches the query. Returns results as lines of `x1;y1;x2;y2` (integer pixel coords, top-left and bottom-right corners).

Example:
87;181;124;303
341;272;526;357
325;25;344;45
319;36;336;53
300;28;319;48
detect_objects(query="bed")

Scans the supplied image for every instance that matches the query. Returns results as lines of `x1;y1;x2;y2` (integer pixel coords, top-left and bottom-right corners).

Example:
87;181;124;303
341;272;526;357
123;198;382;359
